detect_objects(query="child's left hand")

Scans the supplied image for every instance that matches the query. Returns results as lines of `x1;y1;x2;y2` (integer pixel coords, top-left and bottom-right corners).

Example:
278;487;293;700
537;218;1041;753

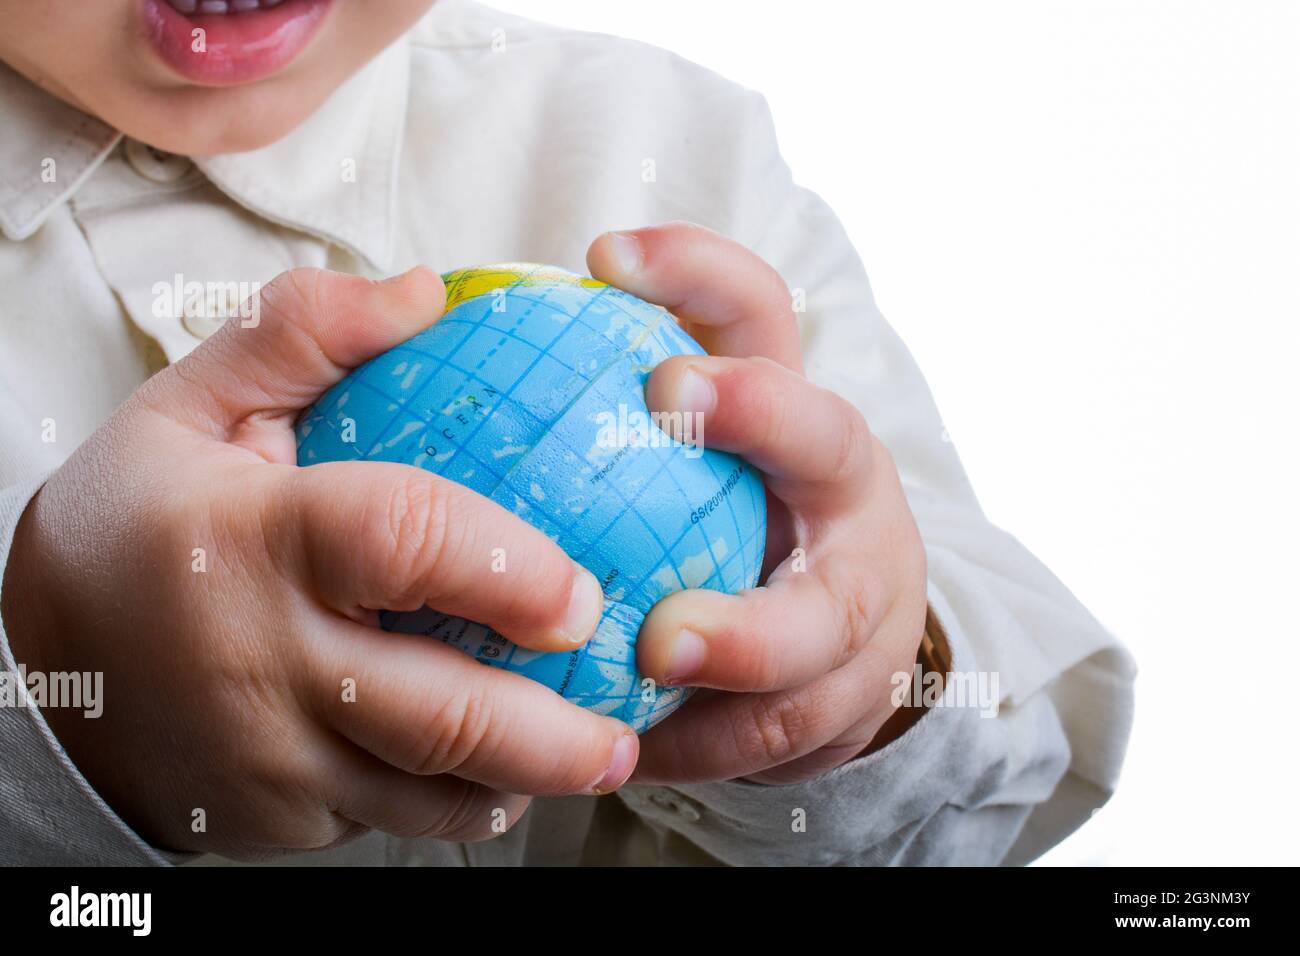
589;223;929;785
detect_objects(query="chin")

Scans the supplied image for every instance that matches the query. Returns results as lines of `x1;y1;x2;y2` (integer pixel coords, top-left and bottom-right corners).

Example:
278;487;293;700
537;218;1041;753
114;84;330;155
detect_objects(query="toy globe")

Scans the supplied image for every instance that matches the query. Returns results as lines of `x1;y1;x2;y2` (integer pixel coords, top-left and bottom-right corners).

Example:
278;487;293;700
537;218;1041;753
296;264;766;731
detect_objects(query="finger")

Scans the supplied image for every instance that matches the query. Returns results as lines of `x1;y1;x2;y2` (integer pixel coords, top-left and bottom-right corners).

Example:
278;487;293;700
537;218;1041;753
310;618;639;797
326;746;532;842
636;574;864;693
146;266;446;431
740;744;873;785
747;649;929;783
742;711;897;785
741;661;923;784
646;354;875;513
587;222;803;370
740;617;931;783
275;460;605;653
631;649;883;784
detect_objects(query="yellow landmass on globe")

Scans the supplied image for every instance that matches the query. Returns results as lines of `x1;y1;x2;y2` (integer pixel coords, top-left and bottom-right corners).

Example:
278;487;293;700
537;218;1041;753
440;263;606;313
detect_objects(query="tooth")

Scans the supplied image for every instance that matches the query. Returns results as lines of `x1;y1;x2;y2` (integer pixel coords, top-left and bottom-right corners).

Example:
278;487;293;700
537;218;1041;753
198;1;231;13
169;0;199;13
231;0;261;9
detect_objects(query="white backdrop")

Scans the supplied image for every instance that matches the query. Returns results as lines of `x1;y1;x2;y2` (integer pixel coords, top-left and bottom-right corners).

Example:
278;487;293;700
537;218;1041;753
489;0;1300;866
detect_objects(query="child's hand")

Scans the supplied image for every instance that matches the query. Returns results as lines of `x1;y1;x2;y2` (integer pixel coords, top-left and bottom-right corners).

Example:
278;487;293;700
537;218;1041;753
0;267;636;858
589;224;929;785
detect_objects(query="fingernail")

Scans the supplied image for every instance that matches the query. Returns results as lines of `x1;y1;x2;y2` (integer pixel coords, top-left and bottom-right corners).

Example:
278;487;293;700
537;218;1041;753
606;232;642;276
674;366;715;416
665;629;707;685
562;568;605;644
593;731;638;794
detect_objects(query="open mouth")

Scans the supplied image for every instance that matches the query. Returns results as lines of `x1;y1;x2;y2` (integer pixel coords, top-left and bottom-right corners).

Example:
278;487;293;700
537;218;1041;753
142;0;334;86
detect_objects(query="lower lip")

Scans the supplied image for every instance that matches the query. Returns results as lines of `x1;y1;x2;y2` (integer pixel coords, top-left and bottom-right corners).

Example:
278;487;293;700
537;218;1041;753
141;0;333;86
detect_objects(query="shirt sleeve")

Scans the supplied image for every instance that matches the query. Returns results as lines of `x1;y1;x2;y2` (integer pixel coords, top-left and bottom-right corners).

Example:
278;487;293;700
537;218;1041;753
615;91;1137;865
0;471;173;865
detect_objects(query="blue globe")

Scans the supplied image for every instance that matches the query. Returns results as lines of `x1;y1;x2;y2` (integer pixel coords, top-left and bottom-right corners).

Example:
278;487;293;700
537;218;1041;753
296;264;767;732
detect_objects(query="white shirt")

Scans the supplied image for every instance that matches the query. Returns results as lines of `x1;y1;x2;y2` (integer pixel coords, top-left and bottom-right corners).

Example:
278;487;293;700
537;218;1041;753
0;0;1135;866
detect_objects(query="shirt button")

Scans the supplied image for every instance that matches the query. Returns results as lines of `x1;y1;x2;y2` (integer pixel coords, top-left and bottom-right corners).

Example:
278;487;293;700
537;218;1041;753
181;287;235;340
124;138;194;184
648;790;702;822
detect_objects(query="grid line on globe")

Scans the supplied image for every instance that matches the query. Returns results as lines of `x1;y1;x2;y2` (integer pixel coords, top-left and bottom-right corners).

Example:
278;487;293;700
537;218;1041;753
297;264;767;732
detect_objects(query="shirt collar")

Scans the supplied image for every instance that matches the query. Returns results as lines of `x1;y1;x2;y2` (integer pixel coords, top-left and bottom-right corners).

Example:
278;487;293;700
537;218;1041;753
0;62;121;242
0;35;410;270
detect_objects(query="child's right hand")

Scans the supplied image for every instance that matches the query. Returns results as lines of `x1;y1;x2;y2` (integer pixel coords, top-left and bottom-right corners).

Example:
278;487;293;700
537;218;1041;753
0;267;636;860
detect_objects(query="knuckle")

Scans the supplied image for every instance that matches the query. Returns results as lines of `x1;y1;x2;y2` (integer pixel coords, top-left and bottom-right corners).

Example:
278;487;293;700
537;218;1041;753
404;684;496;776
264;267;327;322
762;263;794;308
378;475;455;607
825;395;872;487
239;764;347;852
738;693;815;767
245;267;339;402
421;782;515;843
257;268;350;359
276;814;351;853
743;634;786;691
760;394;793;455
840;581;877;659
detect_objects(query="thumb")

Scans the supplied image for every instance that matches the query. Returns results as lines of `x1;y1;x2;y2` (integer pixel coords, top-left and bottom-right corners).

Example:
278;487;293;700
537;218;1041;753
145;266;445;431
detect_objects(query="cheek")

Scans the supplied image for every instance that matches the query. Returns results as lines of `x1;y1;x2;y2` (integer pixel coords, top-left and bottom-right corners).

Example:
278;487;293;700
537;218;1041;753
0;0;138;107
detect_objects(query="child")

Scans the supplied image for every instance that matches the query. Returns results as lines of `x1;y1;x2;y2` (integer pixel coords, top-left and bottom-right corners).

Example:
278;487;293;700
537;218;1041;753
0;0;1134;866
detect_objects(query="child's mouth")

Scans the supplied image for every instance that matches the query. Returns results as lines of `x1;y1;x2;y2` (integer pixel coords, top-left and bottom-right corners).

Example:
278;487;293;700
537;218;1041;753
142;0;333;87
